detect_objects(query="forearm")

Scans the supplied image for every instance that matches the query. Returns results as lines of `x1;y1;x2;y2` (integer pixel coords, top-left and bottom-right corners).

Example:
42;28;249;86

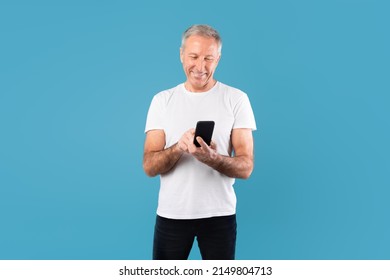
205;154;254;179
143;143;184;177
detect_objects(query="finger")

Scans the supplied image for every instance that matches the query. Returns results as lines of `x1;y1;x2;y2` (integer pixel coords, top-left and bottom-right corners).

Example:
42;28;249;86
185;132;192;142
188;138;198;153
210;141;217;150
196;136;209;151
185;129;195;141
188;128;195;136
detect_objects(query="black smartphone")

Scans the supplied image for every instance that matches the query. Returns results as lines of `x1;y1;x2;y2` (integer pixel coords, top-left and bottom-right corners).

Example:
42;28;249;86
193;121;215;147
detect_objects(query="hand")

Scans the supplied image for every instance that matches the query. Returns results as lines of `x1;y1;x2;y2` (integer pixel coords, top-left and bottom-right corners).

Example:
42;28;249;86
189;136;219;164
177;128;195;152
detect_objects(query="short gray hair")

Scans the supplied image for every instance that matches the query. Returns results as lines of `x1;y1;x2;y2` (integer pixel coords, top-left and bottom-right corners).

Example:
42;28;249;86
181;24;222;54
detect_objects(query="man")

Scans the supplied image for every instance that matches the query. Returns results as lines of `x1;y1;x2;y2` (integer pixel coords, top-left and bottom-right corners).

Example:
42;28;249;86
143;24;256;260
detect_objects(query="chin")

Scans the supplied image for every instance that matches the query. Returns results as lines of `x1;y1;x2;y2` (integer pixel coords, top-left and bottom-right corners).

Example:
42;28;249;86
188;81;203;88
193;78;209;86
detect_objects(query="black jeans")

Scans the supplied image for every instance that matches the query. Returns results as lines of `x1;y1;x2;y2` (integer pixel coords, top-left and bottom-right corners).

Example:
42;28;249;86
153;214;237;260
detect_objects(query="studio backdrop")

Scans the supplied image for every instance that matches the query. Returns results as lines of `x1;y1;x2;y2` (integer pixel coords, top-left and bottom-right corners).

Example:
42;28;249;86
0;0;389;260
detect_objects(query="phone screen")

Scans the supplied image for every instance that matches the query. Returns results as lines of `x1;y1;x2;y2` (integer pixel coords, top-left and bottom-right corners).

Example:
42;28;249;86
193;121;215;147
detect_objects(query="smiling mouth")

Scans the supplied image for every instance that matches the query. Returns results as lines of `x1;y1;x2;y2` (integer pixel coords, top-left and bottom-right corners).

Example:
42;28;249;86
191;72;207;79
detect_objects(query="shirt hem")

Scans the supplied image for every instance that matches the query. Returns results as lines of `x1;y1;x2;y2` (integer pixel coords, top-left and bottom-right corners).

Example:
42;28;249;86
156;210;236;220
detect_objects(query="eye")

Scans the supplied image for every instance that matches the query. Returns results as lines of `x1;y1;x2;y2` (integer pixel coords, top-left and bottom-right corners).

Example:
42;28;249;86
205;57;214;62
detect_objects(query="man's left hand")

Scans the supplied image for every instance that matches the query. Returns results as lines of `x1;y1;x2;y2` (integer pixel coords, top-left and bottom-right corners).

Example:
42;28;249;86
188;136;219;164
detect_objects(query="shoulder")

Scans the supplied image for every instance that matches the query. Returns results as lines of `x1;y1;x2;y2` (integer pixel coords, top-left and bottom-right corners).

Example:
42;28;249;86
218;81;247;96
217;82;249;104
150;84;183;106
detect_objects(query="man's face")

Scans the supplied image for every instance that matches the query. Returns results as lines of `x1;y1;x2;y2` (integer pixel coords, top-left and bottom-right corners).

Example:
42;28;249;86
180;35;221;92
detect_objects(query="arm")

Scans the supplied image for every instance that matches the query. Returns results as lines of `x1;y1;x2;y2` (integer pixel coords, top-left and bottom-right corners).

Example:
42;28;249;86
143;129;190;177
190;128;254;179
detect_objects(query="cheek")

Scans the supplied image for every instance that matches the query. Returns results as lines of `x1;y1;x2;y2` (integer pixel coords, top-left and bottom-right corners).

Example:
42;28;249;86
182;60;189;66
185;62;195;71
206;63;217;73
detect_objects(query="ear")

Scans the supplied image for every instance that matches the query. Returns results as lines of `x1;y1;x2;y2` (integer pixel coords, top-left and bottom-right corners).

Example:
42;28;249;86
179;48;183;63
216;53;221;63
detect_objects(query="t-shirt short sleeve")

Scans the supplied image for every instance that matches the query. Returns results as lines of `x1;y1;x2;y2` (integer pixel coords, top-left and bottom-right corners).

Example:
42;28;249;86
232;93;257;131
145;94;165;133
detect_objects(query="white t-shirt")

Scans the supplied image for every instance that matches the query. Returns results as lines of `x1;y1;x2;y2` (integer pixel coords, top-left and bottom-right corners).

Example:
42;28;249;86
145;81;256;219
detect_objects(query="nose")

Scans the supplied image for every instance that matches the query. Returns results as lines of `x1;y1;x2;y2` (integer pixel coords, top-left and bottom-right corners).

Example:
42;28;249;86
195;58;205;72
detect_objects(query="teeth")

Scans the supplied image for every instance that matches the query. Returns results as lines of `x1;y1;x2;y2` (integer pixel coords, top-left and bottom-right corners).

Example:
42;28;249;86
193;73;205;78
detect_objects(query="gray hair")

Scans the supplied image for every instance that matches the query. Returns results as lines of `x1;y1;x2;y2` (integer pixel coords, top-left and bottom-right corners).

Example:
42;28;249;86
181;24;222;54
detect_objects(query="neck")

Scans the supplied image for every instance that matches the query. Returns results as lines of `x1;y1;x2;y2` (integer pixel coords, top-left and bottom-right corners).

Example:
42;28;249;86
185;79;217;93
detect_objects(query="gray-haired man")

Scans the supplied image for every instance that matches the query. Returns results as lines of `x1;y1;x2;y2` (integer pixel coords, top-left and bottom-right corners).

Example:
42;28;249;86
143;24;256;260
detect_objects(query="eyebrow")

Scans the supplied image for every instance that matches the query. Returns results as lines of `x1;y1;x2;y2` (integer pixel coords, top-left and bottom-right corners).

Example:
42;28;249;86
188;53;215;58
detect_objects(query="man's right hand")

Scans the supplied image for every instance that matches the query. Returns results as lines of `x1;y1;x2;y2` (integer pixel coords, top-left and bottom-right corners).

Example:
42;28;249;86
177;128;196;153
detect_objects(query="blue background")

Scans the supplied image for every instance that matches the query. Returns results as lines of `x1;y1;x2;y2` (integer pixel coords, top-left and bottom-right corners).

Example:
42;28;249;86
0;0;389;260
